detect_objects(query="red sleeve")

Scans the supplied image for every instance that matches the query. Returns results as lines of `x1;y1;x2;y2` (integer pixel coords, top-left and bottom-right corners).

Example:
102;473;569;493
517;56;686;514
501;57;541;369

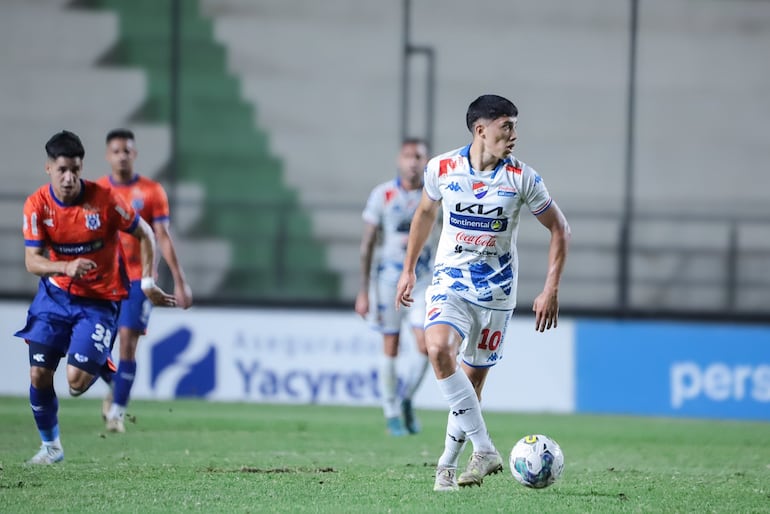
150;182;170;223
22;193;46;248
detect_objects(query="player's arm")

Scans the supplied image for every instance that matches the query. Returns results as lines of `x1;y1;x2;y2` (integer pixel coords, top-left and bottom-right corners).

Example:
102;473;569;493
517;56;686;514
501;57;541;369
354;222;378;318
24;246;96;278
532;201;571;332
153;220;193;309
396;191;439;308
129;217;176;307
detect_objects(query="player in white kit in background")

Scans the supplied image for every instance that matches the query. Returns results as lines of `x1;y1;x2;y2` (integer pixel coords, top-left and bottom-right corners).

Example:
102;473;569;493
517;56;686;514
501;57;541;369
355;139;435;436
396;95;571;490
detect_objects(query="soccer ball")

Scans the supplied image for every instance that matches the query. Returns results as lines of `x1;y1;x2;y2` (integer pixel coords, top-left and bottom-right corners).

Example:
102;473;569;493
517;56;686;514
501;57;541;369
509;434;564;488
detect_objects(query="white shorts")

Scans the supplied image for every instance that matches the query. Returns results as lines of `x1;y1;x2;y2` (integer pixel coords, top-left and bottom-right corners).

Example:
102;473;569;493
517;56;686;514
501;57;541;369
373;272;429;334
424;284;513;368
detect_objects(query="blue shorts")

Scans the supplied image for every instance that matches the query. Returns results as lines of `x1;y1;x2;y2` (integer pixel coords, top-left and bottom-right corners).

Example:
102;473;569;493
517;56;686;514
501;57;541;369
15;279;119;375
117;280;152;332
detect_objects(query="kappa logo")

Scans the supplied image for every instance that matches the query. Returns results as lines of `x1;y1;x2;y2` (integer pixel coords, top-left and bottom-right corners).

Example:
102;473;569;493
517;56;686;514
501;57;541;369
445;182;462;192
32;353;45;363
451;408;472;416
74;353;88;363
151;327;216;398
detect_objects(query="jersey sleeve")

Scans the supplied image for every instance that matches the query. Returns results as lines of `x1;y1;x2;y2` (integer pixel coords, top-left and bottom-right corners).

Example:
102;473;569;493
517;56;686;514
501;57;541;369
149;182;170;224
361;186;383;226
423;161;442;201
110;190;140;233
520;164;553;216
22;195;45;248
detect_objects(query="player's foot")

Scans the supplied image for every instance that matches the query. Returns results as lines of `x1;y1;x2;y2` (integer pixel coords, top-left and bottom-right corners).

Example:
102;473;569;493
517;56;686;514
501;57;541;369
106;416;126;433
401;398;420;434
433;465;459;491
26;444;64;465
102;390;113;422
386;416;407;437
457;450;503;487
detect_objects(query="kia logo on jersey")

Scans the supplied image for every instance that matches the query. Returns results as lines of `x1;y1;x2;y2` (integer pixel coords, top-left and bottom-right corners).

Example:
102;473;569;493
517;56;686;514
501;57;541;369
472;182;488;199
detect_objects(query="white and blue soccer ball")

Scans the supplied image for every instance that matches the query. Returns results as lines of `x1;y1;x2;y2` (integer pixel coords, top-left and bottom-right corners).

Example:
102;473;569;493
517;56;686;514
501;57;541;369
509;434;564;488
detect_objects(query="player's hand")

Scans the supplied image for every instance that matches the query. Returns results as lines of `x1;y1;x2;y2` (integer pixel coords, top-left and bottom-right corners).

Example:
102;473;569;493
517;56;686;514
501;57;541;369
143;285;177;307
354;290;369;318
64;258;97;279
395;270;416;310
174;282;193;309
532;288;559;332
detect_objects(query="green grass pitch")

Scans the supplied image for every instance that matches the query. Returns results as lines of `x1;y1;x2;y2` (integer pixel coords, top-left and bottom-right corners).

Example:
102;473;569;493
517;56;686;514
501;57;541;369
0;396;768;513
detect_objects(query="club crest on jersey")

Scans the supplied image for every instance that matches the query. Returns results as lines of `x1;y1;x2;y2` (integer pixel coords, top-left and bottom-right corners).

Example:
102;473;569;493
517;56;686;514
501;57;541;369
472;182;488;199
85;212;101;230
131;198;144;211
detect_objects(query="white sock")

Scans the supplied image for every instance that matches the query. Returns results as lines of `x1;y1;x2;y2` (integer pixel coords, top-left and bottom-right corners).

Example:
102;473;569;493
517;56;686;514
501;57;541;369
436;369;495;453
402;353;429;400
380;355;399;418
108;403;126;420
44;437;62;449
437;411;467;468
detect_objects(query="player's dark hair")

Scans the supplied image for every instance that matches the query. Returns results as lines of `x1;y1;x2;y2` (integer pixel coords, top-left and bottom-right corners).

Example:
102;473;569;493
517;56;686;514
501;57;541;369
106;128;135;144
45;130;85;159
466;95;518;132
402;137;429;153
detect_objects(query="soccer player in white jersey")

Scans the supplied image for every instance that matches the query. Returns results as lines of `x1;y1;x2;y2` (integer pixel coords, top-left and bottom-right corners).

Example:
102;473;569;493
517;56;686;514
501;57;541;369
396;95;571;490
355;139;435;436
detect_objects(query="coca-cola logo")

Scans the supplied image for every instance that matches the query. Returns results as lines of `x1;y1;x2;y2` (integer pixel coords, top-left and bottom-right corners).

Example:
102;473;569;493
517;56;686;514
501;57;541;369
455;232;496;247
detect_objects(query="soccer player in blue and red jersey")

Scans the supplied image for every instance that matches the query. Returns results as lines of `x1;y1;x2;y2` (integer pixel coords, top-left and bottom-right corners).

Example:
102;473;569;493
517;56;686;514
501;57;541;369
16;130;176;464
97;128;193;433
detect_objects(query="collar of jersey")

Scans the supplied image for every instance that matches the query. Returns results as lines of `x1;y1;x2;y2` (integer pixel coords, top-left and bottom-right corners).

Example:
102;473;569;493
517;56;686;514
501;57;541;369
108;174;140;187
460;144;512;180
49;179;86;207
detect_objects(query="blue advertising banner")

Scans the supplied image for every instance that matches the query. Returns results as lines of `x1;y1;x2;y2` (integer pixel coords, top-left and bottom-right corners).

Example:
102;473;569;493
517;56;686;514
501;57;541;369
576;320;770;420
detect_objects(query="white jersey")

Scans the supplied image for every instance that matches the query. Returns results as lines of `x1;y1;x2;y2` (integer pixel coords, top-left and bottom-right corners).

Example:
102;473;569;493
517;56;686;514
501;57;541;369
424;145;552;310
362;178;434;282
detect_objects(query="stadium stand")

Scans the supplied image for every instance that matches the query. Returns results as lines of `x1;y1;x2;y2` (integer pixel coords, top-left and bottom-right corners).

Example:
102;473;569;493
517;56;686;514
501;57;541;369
79;0;340;301
1;0;768;313
198;0;770;312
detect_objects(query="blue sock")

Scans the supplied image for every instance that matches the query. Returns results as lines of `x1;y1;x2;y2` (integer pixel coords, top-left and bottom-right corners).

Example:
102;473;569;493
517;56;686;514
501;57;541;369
113;360;137;407
30;385;59;443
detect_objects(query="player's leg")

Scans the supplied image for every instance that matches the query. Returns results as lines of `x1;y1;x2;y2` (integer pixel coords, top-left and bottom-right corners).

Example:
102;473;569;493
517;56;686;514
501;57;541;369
434;410;467;491
14;281;71;464
381;332;407;436
106;283;151;432
455;365;503;487
66;299;120;397
401;325;429;434
26;344;65;464
376;276;407;436
454;307;512;487
401;281;430;434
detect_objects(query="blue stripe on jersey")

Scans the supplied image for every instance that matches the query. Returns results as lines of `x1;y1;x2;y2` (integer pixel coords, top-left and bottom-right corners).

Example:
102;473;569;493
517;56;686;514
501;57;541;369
532;198;553;216
25;239;44;247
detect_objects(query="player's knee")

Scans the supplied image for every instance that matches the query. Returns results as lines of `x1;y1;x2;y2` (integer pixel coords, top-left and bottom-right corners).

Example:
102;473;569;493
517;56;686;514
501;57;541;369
66;367;94;397
30;366;55;389
69;385;87;397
